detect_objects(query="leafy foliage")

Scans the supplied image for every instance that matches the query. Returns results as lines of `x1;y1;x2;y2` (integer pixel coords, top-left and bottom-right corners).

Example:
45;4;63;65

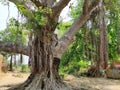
60;0;120;76
0;18;27;44
106;0;120;60
21;64;29;73
57;22;72;31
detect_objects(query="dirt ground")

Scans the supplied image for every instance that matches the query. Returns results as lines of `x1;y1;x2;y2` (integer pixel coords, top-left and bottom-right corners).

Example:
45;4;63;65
0;72;29;90
0;72;120;90
64;75;120;90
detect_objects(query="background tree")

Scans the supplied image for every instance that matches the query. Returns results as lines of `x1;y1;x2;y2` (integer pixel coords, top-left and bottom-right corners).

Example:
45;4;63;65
105;0;120;60
60;0;120;77
0;17;27;71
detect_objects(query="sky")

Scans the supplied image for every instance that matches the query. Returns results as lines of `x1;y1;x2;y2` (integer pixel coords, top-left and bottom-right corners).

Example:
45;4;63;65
0;0;76;30
0;2;18;30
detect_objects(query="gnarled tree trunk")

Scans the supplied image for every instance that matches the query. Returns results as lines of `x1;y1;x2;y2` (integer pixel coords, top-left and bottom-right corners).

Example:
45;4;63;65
9;29;70;90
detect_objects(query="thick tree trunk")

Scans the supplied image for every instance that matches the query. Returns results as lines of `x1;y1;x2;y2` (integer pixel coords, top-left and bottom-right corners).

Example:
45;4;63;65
9;30;71;90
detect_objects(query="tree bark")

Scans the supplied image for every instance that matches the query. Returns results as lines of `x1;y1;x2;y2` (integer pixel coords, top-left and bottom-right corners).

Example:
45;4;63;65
55;1;99;58
14;54;17;67
9;29;71;90
0;41;29;56
20;54;23;65
99;0;108;69
9;55;13;71
52;0;71;17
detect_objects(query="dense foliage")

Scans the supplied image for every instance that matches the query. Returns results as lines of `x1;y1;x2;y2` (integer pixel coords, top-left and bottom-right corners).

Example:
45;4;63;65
59;0;120;76
0;18;27;44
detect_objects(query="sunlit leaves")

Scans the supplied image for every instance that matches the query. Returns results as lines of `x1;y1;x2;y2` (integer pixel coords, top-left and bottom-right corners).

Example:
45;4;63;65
0;18;27;45
57;22;72;31
69;0;83;20
34;6;52;26
39;6;52;15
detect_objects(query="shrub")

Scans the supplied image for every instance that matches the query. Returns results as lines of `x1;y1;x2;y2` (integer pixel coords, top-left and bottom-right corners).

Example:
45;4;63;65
78;60;88;68
21;64;29;73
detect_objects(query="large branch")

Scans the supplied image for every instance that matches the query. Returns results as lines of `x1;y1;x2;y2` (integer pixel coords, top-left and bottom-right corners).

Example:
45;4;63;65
31;0;56;7
52;0;71;17
83;0;89;14
0;41;29;56
9;0;40;29
46;0;56;7
55;0;99;58
30;0;42;7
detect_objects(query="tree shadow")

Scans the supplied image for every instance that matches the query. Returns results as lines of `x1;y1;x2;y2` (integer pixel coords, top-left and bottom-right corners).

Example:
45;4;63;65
0;83;22;90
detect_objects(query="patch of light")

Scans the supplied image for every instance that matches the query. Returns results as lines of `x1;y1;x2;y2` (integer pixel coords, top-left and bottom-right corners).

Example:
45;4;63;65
60;0;77;22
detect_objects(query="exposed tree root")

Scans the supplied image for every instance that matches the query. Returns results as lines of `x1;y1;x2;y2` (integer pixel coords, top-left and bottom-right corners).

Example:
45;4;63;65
8;73;73;90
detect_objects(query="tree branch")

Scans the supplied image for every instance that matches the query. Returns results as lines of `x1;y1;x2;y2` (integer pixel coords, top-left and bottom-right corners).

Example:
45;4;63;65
83;0;89;14
9;0;34;20
52;0;71;17
9;0;40;29
54;0;99;58
30;0;56;7
0;41;29;56
30;0;42;7
46;0;56;7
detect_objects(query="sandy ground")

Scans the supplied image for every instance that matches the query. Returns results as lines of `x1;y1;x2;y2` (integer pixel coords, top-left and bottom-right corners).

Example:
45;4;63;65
0;72;120;90
0;72;29;90
65;75;120;90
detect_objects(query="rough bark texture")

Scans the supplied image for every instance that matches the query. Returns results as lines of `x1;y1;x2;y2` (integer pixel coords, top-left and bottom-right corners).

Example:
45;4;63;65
9;30;71;90
0;41;29;56
83;0;89;15
99;0;108;69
